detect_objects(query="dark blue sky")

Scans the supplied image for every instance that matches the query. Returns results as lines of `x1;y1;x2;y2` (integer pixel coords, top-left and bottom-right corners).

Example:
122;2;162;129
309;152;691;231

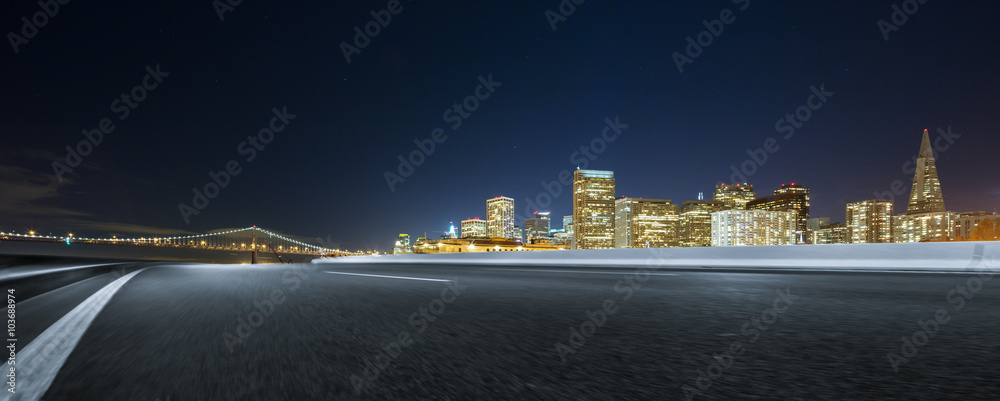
3;1;999;250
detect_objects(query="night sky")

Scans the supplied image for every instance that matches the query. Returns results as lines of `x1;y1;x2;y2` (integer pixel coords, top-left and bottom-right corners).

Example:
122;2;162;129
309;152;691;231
3;1;999;251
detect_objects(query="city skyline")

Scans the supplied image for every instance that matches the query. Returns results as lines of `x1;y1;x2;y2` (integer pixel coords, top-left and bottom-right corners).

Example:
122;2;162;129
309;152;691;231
6;126;994;252
3;2;999;251
419;130;995;252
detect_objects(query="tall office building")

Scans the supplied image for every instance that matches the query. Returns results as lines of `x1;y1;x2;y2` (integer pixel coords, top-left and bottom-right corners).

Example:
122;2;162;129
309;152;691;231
461;218;487;239
486;196;515;239
563;215;573;235
846;199;894;243
680;199;727;247
573;169;616;249
714;184;756;210
710;209;796;246
906;129;946;214
512;225;524;243
747;183;810;243
895;130;954;242
524;211;552;243
614;197;680;248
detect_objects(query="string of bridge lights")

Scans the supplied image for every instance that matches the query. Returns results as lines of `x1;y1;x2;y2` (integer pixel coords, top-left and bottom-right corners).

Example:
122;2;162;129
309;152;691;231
0;226;359;254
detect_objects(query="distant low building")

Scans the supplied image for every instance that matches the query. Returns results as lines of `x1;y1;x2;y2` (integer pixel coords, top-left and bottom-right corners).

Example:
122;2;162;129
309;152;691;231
814;222;849;245
551;230;573;248
894;212;956;243
393;234;413;254
710;209;796;246
413;238;562;253
951;211;999;240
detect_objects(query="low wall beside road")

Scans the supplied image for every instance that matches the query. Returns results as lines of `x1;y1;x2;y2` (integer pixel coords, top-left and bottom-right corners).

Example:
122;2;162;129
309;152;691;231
314;242;1000;272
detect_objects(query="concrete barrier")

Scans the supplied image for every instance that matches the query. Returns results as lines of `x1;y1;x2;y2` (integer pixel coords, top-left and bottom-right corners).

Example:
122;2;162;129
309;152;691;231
314;242;1000;272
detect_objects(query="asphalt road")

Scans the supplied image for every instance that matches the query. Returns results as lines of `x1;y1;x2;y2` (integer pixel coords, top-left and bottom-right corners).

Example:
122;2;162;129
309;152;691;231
7;261;1000;400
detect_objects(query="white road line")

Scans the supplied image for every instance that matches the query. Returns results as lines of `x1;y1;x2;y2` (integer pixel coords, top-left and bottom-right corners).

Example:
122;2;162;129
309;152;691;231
5;268;148;401
324;271;451;282
483;268;677;276
0;263;120;282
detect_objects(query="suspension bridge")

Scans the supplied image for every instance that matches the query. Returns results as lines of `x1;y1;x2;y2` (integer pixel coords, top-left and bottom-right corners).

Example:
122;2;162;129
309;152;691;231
0;226;363;262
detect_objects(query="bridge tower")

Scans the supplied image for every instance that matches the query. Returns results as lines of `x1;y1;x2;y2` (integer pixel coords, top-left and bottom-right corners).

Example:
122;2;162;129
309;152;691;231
251;227;258;264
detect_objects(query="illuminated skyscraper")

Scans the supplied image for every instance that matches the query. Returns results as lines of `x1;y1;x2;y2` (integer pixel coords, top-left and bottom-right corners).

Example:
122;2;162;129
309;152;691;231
680;199;727;247
906;129;946;214
895;130;954;242
614;197;679;248
710;209;796;246
846;199;893;243
524;211;552;243
573;169;616;249
487;196;515;239
461;218;487;239
713;184;756;210
747;183;810;243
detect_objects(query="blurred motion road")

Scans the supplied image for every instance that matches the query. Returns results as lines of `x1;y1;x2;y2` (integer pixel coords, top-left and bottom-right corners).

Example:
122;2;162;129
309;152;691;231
5;260;1000;400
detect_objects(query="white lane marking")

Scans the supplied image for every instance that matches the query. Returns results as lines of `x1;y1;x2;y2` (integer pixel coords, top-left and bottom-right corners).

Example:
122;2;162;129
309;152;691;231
483;268;677;276
324;271;451;282
6;268;148;401
0;263;121;282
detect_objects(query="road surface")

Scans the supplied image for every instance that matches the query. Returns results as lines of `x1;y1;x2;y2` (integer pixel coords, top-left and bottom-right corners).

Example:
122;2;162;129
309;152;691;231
5;260;1000;400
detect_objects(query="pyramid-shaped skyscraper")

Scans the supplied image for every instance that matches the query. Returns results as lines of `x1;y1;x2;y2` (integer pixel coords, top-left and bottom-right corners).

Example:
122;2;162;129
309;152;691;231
894;129;954;242
905;129;946;214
